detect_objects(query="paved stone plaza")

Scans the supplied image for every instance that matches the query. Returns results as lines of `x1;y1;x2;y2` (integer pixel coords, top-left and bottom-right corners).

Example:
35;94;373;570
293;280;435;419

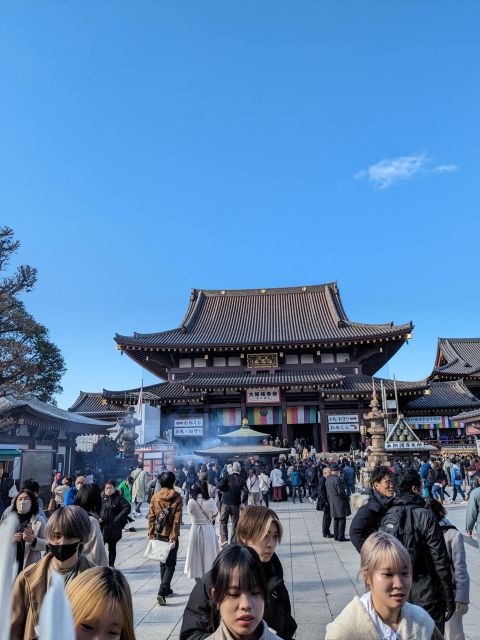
114;501;480;640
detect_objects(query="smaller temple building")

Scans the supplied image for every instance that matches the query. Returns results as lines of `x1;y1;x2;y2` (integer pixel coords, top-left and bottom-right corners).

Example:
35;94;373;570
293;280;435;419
0;394;112;488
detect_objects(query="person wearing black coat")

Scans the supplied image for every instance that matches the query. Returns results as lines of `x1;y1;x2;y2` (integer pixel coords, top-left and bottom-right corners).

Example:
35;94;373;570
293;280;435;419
379;466;455;633
180;552;296;640
99;479;131;567
325;464;351;541
316;467;333;538
349;465;394;552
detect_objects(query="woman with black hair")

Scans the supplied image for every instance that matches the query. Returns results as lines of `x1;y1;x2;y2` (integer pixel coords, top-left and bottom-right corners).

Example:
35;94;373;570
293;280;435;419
181;506;296;640
3;489;47;573
185;480;219;582
99;479;131;568
75;483;108;566
207;544;282;640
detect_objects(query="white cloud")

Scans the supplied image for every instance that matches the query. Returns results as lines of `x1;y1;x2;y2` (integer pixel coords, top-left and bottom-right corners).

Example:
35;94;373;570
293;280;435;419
355;153;459;189
433;164;459;174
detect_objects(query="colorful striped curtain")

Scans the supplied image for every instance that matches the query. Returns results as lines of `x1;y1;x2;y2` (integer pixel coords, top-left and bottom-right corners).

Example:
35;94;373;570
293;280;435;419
246;407;282;425
406;416;450;430
286;406;317;424
209;408;242;427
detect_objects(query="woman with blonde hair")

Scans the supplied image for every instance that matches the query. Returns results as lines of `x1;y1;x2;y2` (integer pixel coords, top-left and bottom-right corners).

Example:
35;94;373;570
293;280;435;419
325;531;443;640
181;505;297;640
66;566;136;640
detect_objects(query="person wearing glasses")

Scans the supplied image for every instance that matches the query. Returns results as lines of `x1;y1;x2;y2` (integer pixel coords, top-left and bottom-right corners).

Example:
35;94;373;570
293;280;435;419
350;466;395;552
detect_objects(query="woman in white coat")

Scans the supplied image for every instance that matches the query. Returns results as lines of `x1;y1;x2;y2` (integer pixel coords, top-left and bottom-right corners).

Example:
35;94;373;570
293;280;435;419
185;480;219;582
3;489;47;573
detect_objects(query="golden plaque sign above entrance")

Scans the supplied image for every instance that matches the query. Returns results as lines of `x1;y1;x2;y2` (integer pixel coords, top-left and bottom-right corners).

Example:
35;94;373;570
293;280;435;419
247;353;278;369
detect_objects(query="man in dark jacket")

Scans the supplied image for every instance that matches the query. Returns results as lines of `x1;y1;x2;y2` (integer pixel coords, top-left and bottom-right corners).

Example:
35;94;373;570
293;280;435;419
180;551;296;640
316;467;333;537
218;462;243;546
379;466;455;633
325;463;351;541
342;461;356;496
349;465;394;552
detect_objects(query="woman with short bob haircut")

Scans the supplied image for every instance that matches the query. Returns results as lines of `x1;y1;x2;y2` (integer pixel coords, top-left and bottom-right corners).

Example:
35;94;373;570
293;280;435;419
181;506;296;640
325;531;443;640
66;566;136;640
11;505;93;640
207;544;281;640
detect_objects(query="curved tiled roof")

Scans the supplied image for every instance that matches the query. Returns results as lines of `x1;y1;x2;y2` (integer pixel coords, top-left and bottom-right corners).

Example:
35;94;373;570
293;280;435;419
406;380;480;410
103;382;203;403
69;392;127;416
115;284;412;349
431;338;480;378
451;408;480;422
183;369;344;390
0;395;113;431
322;375;428;397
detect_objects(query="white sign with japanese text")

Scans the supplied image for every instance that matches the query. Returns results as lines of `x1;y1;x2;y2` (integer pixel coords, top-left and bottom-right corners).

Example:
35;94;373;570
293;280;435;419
173;418;203;428
246;387;281;405
328;414;359;424
173;427;204;437
385;441;427;450
328;423;360;433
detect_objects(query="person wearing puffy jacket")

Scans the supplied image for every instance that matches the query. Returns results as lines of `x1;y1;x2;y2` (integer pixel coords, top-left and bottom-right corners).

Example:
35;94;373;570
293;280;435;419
99;480;131;568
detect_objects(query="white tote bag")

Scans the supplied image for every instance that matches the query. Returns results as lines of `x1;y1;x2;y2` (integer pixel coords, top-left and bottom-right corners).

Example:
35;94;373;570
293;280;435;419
144;539;171;563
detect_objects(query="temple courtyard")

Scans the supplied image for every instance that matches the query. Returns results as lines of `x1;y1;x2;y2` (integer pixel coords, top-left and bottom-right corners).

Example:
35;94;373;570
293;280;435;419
113;500;480;640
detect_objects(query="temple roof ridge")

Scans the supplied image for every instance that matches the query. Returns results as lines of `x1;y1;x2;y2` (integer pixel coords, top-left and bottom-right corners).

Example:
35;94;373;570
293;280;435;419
115;282;413;349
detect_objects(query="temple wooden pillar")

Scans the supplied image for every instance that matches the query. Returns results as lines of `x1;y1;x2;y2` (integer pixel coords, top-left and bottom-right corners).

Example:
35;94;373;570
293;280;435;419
318;396;328;452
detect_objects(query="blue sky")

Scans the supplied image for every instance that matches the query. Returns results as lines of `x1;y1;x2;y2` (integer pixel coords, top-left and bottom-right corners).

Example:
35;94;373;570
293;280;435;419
1;2;479;408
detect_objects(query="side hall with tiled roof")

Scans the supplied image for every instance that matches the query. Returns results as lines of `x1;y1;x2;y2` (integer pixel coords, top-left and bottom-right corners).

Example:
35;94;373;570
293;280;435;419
406;380;480;412
431;338;480;378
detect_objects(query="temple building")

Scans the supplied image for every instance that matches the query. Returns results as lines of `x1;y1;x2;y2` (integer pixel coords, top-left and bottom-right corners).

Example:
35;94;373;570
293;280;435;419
69;284;480;454
0;394;111;487
430;338;480;398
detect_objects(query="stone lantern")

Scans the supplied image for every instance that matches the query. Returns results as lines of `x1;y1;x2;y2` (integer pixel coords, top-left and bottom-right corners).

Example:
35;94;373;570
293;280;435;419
361;391;390;487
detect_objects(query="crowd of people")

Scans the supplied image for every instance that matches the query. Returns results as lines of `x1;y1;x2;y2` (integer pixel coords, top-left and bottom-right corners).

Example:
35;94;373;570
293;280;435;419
0;447;478;640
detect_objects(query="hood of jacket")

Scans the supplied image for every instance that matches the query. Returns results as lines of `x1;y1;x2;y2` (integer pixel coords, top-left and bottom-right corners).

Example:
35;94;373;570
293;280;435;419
155;487;183;505
393;492;426;508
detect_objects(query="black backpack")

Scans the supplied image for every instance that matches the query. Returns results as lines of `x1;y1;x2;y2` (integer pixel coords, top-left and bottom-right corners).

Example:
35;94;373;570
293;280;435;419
379;505;421;566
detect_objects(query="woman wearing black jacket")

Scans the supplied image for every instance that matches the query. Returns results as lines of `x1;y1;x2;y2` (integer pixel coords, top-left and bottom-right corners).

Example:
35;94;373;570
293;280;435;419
99;479;131;567
180;505;296;640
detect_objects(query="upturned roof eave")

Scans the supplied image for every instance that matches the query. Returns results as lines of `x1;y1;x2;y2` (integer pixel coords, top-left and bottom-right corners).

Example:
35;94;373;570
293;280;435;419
115;325;413;351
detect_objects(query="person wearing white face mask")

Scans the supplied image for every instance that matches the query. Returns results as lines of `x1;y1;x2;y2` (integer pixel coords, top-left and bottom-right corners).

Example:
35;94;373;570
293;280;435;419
2;489;47;574
10;505;92;640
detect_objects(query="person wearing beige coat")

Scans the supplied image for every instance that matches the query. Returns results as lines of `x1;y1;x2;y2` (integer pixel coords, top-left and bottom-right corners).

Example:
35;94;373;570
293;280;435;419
324;596;443;640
